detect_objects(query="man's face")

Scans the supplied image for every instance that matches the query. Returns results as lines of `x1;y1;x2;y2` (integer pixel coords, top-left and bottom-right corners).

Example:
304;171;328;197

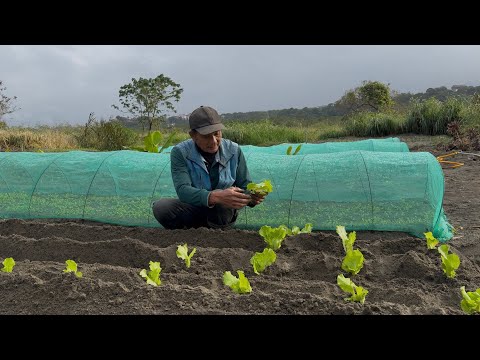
191;130;222;154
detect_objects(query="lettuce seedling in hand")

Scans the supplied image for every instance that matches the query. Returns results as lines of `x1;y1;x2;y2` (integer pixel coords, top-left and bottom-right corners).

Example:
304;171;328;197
460;286;480;314
176;244;196;269
1;257;15;272
424;231;439;249
250;248;277;275
337;274;368;304
223;270;252;294
438;244;460;279
139;261;162;286
63;260;83;278
247;180;273;196
259;225;288;251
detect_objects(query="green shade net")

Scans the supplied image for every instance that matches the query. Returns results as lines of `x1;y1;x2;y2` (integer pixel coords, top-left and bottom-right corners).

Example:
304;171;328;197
239;150;452;241
0;141;452;241
240;137;409;155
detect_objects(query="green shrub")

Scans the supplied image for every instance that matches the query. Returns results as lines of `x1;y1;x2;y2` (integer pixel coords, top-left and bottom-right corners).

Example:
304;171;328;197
345;111;403;137
76;119;138;151
404;97;463;135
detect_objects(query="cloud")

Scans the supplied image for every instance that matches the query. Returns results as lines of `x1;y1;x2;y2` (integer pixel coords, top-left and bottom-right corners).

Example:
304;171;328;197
1;45;479;126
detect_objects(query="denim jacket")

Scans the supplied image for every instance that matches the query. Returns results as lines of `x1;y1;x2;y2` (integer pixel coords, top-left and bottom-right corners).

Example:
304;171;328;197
171;138;251;207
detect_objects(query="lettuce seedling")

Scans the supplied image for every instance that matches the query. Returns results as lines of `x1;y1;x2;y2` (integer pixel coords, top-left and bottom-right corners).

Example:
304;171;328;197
259;225;288;251
460;286;480;314
176;244;196;268
286;144;302;155
280;223;313;236
438;244;460;279
337;274;368;304
1;257;15;273
336;225;356;253
63;260;83;278
424;231;439;249
341;249;365;275
223;270;252;294
279;225;292;236
250;248;277;275
247;180;273;196
298;223;312;234
128;130;176;153
139;261;162;286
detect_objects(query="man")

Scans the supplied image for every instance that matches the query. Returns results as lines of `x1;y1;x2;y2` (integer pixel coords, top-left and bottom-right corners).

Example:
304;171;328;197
152;105;267;229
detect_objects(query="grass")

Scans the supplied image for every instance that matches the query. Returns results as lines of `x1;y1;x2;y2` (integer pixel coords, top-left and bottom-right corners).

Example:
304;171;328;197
3;94;480;150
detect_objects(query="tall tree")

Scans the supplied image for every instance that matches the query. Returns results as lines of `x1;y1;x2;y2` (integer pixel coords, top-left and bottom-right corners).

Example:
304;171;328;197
335;80;394;117
112;75;183;132
0;80;20;121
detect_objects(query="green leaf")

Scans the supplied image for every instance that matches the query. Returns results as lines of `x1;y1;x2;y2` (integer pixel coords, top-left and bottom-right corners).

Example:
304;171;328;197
438;244;460;278
223;270;252;294
139;261;162;286
1;257;15;272
285;223;313;236
337;274;368;304
336;225;356;253
424;231;439;249
246;180;273;195
351;286;369;304
237;271;252;294
290;226;301;235
146;144;159;153
286;145;292;155
460;286;480;314
293;144;302;155
250;248;277;275
143;131;163;153
150;131;162;146
341;249;365;275
259;225;287;251
300;223;312;233
337;274;355;294
176;243;197;268
223;271;238;287
63;260;82;277
278;224;292;236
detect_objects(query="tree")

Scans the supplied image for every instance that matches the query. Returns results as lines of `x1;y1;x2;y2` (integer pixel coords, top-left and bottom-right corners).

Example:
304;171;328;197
335;80;394;117
112;75;183;132
0;80;20;121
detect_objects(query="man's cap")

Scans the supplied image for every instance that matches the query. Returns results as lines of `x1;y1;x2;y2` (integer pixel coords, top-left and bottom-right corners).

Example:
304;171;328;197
189;106;226;135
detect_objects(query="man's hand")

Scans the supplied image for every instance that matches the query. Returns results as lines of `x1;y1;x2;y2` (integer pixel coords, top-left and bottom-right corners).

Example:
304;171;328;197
249;192;266;206
209;187;252;209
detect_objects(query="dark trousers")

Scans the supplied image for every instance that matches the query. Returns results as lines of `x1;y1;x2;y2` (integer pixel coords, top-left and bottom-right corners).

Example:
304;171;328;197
152;198;238;230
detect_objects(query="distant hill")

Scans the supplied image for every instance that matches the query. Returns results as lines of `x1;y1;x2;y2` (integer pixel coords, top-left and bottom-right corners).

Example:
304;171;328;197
118;84;480;128
219;84;480;122
221;105;338;122
393;84;480;104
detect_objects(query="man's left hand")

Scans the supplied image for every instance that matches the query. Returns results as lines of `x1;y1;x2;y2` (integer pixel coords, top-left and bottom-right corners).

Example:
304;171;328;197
249;193;266;206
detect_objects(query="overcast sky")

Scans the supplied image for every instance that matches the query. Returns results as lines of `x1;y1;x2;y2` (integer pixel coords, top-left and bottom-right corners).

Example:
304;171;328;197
1;45;480;126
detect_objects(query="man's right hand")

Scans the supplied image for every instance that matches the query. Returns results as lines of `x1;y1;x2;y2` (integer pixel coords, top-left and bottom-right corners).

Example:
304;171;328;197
208;187;252;209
